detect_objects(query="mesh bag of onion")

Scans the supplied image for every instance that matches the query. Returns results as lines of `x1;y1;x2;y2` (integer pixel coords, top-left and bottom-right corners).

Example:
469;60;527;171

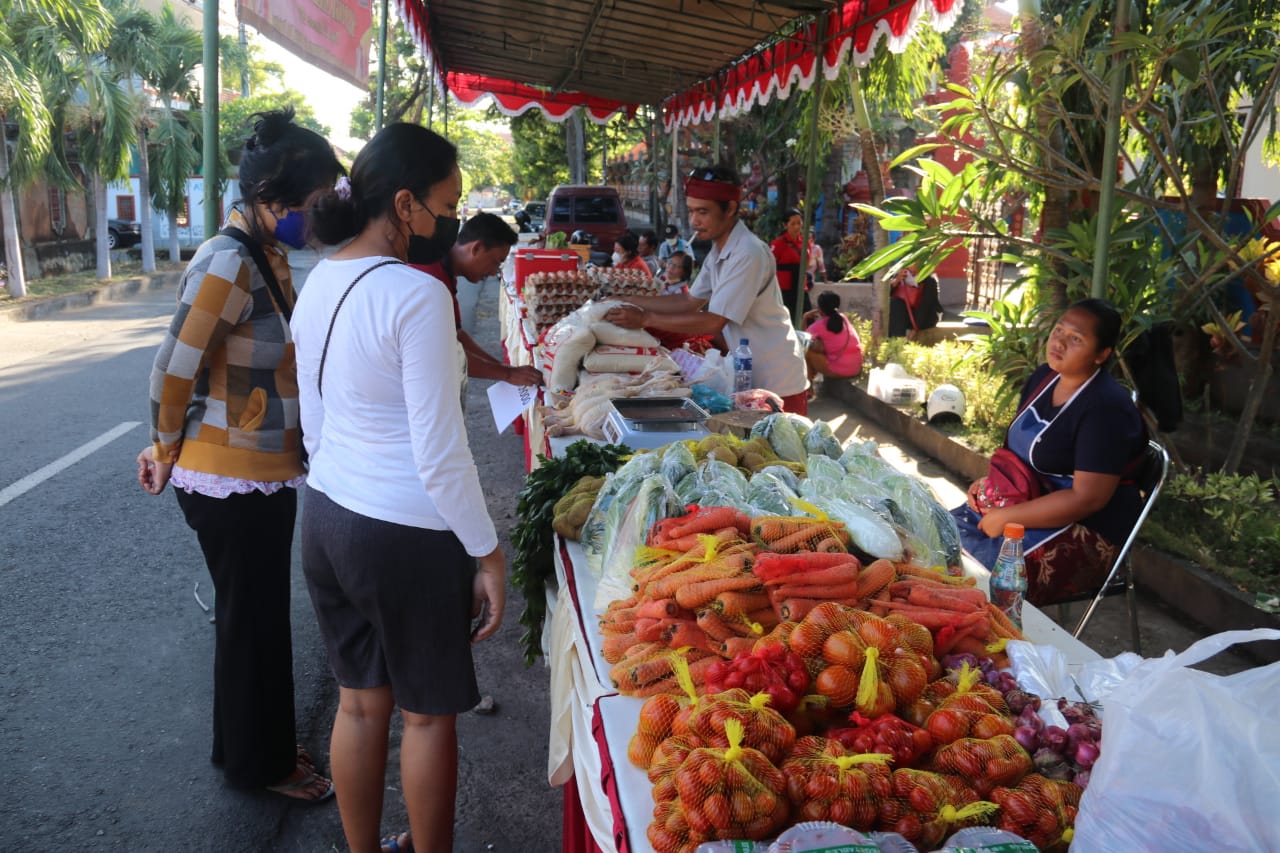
877;768;998;851
928;733;1034;796
779;736;892;829
680;687;796;765
989;773;1082;853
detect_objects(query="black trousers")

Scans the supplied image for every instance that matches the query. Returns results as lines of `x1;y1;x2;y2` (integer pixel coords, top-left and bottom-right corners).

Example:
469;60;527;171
175;487;298;788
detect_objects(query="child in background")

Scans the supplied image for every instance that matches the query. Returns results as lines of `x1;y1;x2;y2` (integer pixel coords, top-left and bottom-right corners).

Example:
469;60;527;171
659;251;693;294
803;290;863;400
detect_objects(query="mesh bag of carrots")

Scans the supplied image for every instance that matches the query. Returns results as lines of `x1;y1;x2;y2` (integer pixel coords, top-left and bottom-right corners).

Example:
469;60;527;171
877;768;998;850
929;733;1033;796
609;643;716;697
679;687;797;765
646;719;790;853
753;552;899;622
787;604;937;717
989;773;1082;853
648;505;751;551
779;736;893;829
922;664;1015;746
750;514;849;554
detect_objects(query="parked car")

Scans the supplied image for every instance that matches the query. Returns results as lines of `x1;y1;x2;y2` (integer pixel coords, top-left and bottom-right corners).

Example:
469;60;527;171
523;201;547;232
542;185;628;266
107;218;142;249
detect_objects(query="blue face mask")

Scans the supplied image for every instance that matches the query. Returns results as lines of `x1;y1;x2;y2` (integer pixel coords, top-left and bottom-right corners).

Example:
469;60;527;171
273;209;309;249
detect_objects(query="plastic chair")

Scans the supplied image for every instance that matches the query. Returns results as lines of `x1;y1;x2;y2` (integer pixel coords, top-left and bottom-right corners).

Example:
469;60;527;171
1066;439;1170;654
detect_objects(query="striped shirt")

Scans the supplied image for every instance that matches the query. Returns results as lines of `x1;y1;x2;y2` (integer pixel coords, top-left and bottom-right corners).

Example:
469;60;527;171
148;210;305;483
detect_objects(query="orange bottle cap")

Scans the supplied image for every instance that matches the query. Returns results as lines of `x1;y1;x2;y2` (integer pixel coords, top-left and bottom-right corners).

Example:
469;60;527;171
1004;522;1025;538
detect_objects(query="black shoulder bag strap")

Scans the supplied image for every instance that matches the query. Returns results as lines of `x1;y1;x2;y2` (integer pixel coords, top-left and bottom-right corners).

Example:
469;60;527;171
318;260;404;398
218;226;294;322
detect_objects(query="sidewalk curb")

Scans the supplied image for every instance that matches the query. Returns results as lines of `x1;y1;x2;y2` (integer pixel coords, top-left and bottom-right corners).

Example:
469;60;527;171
1;269;184;322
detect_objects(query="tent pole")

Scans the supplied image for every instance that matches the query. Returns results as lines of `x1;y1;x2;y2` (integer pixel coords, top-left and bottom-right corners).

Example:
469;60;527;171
1091;0;1130;298
793;12;826;328
203;0;219;240
427;54;435;129
375;0;389;131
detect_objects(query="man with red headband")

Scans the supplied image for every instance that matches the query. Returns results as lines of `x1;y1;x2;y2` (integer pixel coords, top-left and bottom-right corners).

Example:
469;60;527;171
604;165;809;413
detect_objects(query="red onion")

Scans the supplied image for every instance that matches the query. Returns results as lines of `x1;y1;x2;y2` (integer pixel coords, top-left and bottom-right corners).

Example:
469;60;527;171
1074;740;1100;769
1043;725;1069;752
1067;723;1096;748
1006;690;1041;715
1074;769;1092;789
1013;726;1040;753
1017;705;1045;733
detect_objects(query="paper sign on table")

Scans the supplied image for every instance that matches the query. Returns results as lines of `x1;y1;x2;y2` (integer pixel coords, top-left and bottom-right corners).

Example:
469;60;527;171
487;381;538;433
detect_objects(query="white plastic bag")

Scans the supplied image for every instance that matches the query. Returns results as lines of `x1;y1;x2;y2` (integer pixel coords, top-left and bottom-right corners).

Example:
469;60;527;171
1005;640;1143;727
1072;628;1280;853
693;349;734;396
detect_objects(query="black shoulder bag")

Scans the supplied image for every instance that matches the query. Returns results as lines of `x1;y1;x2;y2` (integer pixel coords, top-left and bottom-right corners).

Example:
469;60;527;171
317;260;404;397
218;226;295;322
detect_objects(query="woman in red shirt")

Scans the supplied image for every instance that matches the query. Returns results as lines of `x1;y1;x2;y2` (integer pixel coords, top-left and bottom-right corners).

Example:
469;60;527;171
612;231;654;277
769;208;810;314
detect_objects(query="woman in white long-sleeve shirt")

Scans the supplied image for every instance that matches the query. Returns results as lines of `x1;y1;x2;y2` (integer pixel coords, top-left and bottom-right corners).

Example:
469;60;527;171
293;122;505;853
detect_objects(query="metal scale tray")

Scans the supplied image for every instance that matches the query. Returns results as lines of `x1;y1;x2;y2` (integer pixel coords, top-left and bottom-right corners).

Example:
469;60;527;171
601;396;711;449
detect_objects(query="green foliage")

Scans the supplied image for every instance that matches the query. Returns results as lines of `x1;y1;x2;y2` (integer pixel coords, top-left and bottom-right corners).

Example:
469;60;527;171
511;441;630;665
1147;470;1280;594
219;31;285;96
963;287;1054;395
220;91;329;151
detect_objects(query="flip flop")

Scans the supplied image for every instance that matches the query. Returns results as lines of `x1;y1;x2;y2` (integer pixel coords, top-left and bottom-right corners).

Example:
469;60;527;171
266;767;334;803
296;745;317;773
380;832;413;853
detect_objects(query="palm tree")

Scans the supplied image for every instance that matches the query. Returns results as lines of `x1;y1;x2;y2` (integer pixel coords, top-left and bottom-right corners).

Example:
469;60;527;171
1;0;111;297
104;0;158;272
144;3;201;262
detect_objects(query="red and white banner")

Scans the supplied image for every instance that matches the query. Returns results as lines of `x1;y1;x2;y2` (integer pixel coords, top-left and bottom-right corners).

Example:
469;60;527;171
237;0;374;89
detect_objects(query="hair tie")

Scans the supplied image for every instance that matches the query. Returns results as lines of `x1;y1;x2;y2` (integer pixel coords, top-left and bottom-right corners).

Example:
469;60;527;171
334;176;352;201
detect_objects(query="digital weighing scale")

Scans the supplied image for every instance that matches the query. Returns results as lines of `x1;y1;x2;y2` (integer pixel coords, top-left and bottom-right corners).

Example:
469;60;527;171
601;397;711;450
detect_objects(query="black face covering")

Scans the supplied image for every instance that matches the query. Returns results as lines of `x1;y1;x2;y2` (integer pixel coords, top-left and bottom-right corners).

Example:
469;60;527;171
406;204;461;265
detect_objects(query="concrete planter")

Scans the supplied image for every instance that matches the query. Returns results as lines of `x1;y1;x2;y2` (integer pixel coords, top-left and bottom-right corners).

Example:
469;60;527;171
829;377;1280;664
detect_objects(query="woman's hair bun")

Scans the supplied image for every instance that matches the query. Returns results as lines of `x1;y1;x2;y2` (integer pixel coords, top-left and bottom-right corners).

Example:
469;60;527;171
247;107;297;150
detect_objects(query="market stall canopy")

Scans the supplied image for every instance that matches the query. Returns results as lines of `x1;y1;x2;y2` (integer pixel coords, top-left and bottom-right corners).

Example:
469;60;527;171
395;0;962;126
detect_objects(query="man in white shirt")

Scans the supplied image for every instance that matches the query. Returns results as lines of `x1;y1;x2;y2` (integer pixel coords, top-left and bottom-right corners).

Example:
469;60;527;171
604;166;809;413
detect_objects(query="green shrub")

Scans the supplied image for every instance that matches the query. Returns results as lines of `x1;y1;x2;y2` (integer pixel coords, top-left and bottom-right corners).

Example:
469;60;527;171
1146;471;1280;595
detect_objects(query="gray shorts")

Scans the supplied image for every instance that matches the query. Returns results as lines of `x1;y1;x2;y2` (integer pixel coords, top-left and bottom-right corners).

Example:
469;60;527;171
301;486;480;715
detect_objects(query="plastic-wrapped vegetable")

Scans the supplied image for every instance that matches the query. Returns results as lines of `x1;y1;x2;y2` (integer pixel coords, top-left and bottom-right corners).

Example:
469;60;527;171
660;441;698;486
746;472;799;517
840;440;899;482
594;473;680;608
757;464;802;494
810;496;905;561
676;471;709;505
804;454;846;489
694;459;750;503
750;413;808;463
804;420;843;459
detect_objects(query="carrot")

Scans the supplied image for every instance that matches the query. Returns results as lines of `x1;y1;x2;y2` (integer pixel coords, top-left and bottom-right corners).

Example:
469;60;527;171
712;590;772;617
905;583;988;612
766;523;848;554
664;506;746;541
949;633;992;659
685;653;720;684
857;559;898;599
632;675;681;697
636;598;682;620
635;617;665;643
609;642;666;690
762;562;860;588
753;551;858;581
695;609;739;643
675;573;762;610
665;620;715;653
746;607;780;631
812;537;848;553
875;601;988;631
719;637;757;659
650;561;749;601
778;597;862;621
896;563;977;586
767;581;862;601
986;602;1025;640
630;654;680;687
750;517;815;541
602;631;640;664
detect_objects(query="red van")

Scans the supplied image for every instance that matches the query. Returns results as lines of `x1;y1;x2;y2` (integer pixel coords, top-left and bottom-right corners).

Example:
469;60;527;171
542;185;629;266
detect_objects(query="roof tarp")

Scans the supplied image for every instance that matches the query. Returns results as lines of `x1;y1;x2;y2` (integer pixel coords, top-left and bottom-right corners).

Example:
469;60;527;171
396;0;961;127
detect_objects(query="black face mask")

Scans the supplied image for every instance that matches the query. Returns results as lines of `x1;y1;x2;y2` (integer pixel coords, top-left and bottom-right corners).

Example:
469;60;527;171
406;204;461;265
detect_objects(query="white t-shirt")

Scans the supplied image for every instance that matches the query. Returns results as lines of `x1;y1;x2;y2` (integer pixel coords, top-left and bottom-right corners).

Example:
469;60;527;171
690;221;807;397
291;257;498;557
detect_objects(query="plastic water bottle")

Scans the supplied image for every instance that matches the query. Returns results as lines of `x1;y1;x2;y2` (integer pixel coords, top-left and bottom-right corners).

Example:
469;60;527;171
990;522;1028;630
733;338;753;393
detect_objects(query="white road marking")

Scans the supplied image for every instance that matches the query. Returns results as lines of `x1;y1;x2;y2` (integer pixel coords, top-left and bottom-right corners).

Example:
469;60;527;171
0;421;142;508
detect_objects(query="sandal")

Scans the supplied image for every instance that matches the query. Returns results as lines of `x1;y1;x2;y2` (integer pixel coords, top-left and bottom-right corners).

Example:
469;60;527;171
381;833;413;853
296;744;317;774
266;764;334;803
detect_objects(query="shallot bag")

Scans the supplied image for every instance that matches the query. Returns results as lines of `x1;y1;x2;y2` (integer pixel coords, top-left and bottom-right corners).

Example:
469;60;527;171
1073;629;1280;853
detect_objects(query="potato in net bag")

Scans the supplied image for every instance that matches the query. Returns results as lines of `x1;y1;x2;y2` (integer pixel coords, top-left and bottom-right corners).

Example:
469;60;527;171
929;733;1033;796
780;736;893;829
989;773;1081;853
877;768;997;851
681;687;797;765
923;663;1014;746
653;719;789;851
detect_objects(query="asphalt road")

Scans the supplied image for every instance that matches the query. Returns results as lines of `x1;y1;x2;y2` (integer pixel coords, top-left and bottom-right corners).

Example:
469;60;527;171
0;266;562;851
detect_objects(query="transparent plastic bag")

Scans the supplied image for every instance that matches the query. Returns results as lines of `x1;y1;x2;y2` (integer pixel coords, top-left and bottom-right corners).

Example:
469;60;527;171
803;420;843;459
594;473;680;608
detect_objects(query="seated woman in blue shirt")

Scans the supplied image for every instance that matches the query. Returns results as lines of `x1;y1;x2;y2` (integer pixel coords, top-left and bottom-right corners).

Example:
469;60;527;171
952;298;1147;605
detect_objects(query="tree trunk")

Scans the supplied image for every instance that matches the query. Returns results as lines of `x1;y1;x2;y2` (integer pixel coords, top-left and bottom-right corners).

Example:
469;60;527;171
566;111;586;184
95;173;111;279
168;211;180;262
849;64;890;343
0;126;27;298
1223;297;1277;473
138;122;156;272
